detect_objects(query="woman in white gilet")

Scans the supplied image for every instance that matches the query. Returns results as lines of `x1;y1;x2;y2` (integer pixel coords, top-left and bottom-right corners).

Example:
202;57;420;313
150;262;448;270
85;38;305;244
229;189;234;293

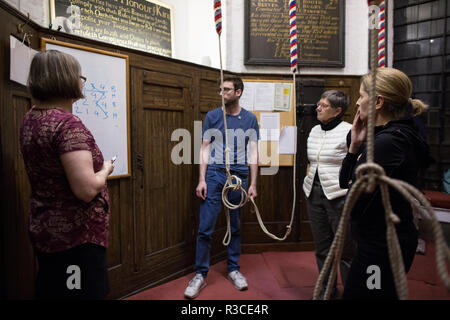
303;90;354;299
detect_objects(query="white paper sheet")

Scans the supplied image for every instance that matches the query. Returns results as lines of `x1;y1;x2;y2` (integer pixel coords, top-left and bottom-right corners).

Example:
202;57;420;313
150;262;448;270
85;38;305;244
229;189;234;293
20;0;47;27
274;83;292;111
278;126;297;154
254;82;275;111
260;112;280;141
240;82;255;110
10;35;37;86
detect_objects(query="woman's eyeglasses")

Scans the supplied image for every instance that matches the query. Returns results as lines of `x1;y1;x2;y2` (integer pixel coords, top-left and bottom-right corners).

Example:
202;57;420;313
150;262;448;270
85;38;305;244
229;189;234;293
80;76;87;84
316;102;331;109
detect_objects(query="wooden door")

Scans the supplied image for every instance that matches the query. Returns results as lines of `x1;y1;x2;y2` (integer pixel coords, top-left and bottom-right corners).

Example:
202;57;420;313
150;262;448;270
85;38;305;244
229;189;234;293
131;67;197;287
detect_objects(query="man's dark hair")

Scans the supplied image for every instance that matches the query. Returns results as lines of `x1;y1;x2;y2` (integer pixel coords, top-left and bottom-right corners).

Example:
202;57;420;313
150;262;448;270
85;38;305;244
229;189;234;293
222;75;244;94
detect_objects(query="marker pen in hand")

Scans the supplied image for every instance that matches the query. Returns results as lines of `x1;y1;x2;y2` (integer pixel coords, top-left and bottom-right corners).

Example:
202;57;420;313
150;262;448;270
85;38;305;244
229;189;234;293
111;155;117;163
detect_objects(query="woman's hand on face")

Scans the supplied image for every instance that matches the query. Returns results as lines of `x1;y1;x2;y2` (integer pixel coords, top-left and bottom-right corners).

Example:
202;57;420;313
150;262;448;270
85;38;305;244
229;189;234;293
349;109;367;154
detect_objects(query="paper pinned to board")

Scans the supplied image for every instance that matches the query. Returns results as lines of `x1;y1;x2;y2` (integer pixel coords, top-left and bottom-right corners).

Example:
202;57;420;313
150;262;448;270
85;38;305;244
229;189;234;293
240;81;255;111
10;35;38;86
254;82;275;111
278;126;297;154
273;83;293;111
260;112;280;141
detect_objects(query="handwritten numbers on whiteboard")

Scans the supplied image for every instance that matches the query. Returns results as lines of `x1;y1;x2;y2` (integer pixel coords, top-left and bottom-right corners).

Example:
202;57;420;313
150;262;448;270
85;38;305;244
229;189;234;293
74;82;120;121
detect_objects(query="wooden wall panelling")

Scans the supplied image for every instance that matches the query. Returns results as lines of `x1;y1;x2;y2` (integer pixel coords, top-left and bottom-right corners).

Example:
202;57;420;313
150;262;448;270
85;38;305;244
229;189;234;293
105;178;134;298
130;67;198;293
241;167;301;251
2;90;36;299
12;92;35;298
294;78;318;247
0;3;41;298
0;6;6;298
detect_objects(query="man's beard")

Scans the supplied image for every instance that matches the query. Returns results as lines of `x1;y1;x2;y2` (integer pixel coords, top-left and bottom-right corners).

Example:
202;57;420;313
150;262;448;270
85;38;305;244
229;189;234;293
224;97;237;107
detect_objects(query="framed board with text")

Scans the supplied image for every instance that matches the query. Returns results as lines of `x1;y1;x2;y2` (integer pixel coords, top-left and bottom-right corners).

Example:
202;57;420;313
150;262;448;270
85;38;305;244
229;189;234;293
50;0;174;57
41;38;131;179
245;0;345;67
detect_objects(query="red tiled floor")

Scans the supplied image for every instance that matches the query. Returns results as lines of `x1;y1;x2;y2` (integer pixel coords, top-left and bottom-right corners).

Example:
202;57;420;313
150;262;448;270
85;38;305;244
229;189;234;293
126;240;449;300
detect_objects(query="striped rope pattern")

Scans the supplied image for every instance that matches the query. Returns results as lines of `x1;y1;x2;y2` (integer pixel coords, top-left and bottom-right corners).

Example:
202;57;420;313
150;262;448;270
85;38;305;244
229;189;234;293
289;0;298;73
378;0;386;67
214;0;222;35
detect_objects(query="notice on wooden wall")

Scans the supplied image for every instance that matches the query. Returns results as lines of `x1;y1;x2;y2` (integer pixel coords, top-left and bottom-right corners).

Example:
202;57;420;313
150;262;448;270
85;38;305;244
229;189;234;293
245;0;344;67
50;0;174;57
241;81;293;112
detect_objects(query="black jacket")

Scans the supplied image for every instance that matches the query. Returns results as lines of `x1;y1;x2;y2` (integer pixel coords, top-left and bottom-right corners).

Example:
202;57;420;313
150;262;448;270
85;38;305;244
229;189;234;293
339;118;432;242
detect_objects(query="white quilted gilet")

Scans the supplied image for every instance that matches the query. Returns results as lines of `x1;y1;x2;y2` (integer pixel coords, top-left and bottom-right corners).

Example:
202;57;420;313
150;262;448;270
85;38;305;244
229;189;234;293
302;121;352;200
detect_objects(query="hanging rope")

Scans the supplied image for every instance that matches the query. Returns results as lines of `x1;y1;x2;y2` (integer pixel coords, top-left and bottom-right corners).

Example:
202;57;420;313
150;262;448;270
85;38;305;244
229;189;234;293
313;1;450;300
213;0;296;245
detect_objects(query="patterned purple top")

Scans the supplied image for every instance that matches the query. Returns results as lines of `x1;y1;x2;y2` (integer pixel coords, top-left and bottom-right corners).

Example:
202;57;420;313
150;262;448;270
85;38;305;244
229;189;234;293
20;107;110;253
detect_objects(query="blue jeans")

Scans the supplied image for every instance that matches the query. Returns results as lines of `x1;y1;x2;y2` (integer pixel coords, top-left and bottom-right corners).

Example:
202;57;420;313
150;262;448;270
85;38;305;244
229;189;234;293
195;167;248;278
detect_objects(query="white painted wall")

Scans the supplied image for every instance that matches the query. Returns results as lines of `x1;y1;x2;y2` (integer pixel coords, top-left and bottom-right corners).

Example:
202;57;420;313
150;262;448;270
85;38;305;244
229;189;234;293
3;0;377;75
3;0;48;27
159;0;226;68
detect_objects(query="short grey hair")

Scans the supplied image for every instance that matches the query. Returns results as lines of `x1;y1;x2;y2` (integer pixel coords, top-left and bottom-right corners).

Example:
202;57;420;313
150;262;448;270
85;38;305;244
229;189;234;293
320;90;349;118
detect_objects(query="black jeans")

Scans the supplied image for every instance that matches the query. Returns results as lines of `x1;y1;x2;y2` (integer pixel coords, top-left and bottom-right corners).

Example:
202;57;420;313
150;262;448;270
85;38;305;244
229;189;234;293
306;175;355;291
342;226;418;300
35;243;109;300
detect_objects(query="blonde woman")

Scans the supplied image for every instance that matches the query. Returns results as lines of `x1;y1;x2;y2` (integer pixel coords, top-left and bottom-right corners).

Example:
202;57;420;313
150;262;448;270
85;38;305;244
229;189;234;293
303;90;354;299
339;67;432;299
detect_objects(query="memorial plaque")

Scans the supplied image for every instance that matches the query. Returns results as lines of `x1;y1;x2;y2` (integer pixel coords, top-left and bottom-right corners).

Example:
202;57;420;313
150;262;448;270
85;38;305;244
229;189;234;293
245;0;345;67
50;0;173;57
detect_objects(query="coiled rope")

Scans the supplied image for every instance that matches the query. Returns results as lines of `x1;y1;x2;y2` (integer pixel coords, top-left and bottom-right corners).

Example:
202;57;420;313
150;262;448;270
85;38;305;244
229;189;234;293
313;1;450;300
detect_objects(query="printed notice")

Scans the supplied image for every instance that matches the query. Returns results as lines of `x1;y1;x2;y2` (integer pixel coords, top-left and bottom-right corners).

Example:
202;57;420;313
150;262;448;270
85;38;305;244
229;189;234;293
240;82;255;111
278;126;296;154
274;83;292;111
254;83;275;111
260;112;280;141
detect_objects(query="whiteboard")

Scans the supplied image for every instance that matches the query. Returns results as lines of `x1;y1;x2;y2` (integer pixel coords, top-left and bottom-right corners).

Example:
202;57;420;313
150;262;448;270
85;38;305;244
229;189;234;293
41;38;130;179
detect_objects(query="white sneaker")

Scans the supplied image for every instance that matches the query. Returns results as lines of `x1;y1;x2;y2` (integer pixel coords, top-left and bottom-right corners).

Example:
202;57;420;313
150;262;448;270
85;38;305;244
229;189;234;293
228;270;248;291
184;274;206;299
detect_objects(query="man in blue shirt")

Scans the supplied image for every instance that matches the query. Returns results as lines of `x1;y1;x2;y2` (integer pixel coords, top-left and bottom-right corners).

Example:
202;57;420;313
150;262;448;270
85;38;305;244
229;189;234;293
184;75;259;299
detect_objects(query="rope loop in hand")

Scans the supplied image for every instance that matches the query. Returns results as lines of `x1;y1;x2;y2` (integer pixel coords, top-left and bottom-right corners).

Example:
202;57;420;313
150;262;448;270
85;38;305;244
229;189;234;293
222;174;247;211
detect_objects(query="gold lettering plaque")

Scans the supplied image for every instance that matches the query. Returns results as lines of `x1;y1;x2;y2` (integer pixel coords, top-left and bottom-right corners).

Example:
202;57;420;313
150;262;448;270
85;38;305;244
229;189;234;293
50;0;174;57
245;0;344;67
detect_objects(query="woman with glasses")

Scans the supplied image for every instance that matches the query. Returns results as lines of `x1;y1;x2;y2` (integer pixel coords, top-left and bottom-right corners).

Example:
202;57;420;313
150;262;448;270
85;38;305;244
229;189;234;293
20;50;115;299
303;90;354;299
